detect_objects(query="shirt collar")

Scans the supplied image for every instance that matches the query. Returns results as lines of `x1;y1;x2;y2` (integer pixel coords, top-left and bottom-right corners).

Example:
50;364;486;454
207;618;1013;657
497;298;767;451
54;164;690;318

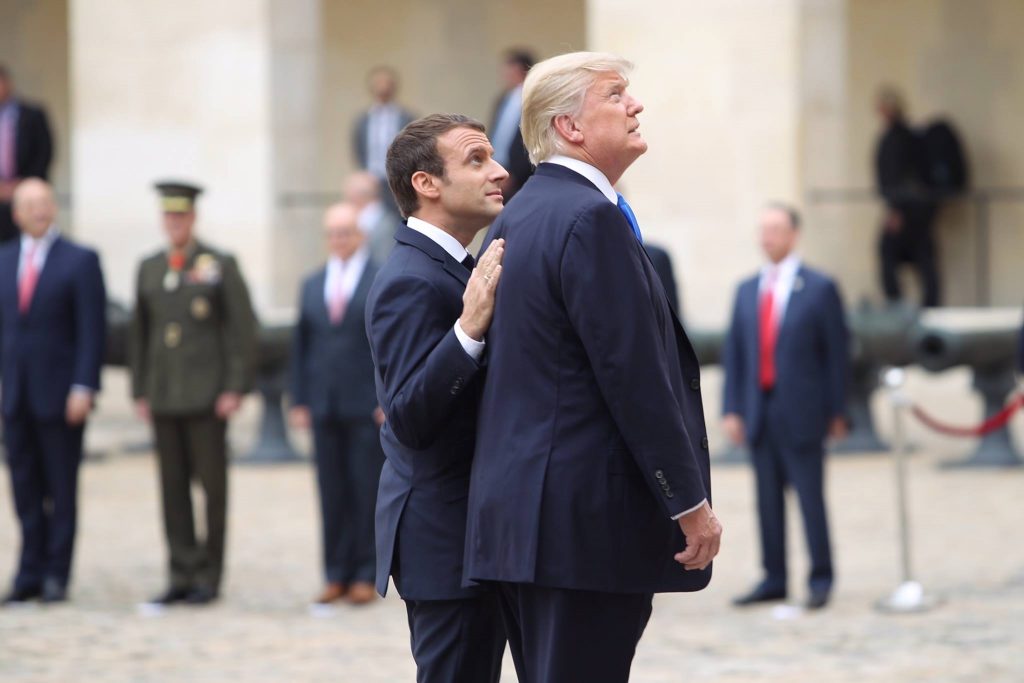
21;225;59;252
406;216;470;262
544;155;618;204
328;246;370;272
761;252;802;282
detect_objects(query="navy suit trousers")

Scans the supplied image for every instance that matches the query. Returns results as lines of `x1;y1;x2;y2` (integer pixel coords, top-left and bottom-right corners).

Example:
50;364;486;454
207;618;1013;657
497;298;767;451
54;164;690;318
752;392;834;594
312;417;384;585
404;592;505;683
3;411;84;591
497;583;653;683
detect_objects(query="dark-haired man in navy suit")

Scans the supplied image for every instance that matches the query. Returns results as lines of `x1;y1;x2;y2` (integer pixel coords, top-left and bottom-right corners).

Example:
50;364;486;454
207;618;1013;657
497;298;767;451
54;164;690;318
0;66;54;244
290;202;384;607
0;179;105;604
365;113;508;682
723;203;849;610
465;51;722;683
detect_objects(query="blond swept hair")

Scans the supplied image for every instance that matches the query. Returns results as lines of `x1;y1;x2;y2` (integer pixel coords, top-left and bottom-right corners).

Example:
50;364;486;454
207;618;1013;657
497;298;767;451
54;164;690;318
520;51;634;165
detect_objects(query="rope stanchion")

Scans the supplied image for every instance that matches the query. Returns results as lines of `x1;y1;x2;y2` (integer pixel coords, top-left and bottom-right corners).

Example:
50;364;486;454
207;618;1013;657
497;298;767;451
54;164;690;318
910;393;1024;438
876;368;939;614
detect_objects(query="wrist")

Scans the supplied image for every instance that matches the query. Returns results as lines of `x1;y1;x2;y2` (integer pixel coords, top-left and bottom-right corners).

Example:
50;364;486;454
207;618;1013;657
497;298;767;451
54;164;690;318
457;317;483;342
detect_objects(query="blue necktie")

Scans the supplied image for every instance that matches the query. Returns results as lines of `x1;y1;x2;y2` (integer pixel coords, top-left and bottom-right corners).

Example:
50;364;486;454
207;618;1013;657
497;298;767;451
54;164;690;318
616;193;643;243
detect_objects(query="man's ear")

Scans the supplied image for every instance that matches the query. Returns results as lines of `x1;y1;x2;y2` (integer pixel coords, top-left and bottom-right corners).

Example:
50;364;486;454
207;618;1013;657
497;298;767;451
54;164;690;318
553;114;584;145
410;170;441;202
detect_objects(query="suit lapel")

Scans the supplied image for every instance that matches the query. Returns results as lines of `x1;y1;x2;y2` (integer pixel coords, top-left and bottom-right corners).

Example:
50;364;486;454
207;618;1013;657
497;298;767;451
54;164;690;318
395;224;470;288
24;236;63;317
776;265;806;345
745;278;761;354
311;268;329;323
442;259;470;287
350;261;377;306
336;261;377;330
1;244;18;317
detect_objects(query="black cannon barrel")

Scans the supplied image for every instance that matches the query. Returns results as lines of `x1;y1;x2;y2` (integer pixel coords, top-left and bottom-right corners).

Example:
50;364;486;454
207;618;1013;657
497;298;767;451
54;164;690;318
103;300;293;372
847;306;919;368
688;328;725;366
913;327;1018;373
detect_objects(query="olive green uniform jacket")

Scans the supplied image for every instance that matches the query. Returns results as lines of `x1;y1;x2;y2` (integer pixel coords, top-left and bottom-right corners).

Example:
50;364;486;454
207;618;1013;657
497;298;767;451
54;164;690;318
129;241;257;414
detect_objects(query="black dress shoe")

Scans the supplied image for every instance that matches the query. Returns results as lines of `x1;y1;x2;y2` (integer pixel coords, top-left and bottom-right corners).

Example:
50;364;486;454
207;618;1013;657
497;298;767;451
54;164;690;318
40;579;68;604
732;584;787;607
806;590;831;610
185;586;219;605
2;586;41;605
148;587;192;605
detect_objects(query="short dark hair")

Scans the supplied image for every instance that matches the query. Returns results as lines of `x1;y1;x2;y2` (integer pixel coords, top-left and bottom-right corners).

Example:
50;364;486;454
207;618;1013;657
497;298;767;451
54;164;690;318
386;114;486;219
504;49;536;73
765;201;801;230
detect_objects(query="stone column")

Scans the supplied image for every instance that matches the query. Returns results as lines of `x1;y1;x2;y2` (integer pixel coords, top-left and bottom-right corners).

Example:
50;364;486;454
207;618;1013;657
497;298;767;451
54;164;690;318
69;0;321;311
586;0;804;326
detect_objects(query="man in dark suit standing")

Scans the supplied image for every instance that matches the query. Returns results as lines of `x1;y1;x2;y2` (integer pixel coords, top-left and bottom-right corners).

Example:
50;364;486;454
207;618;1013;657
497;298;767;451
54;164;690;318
723;203;849;610
490;49;535;201
352;66;415;183
366;114;508;682
289;202;385;607
465;52;722;682
0;179;105;604
875;87;939;308
0;66;54;244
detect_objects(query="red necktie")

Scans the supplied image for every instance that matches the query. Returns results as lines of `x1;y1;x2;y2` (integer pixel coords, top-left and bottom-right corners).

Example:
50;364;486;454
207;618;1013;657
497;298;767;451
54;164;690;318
328;262;348;324
759;270;778;390
18;242;39;314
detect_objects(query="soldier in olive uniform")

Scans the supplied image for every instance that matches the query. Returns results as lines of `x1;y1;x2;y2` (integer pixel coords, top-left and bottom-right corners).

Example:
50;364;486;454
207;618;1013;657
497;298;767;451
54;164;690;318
129;182;257;606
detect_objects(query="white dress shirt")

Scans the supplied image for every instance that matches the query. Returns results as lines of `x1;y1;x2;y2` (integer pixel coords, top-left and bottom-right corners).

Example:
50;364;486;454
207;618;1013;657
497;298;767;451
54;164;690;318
18;224;59;279
366;104;403;178
405;216;485;361
542;157;706;520
323;246;370;307
19;225;93;397
759;252;803;326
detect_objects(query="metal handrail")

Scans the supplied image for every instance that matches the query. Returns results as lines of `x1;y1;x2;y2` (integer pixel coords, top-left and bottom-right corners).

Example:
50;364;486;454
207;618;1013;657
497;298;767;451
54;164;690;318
806;186;1024;306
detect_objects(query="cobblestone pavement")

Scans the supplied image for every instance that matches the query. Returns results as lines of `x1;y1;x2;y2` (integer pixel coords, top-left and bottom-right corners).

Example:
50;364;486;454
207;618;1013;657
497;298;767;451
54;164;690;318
1;368;1022;682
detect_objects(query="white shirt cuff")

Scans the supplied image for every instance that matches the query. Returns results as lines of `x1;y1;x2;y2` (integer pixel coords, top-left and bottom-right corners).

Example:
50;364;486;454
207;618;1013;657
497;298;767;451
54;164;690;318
70;385;95;397
671;498;707;520
454;320;485;361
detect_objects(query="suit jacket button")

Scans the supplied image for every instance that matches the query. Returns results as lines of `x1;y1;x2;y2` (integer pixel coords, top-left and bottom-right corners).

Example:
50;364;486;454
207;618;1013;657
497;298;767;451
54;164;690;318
701;436;709;450
690;378;700;391
666;491;674;498
655;469;665;480
661;483;670;491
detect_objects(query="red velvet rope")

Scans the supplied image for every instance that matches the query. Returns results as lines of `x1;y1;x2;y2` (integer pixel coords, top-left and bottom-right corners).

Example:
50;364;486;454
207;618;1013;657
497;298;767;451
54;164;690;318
910;394;1024;437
